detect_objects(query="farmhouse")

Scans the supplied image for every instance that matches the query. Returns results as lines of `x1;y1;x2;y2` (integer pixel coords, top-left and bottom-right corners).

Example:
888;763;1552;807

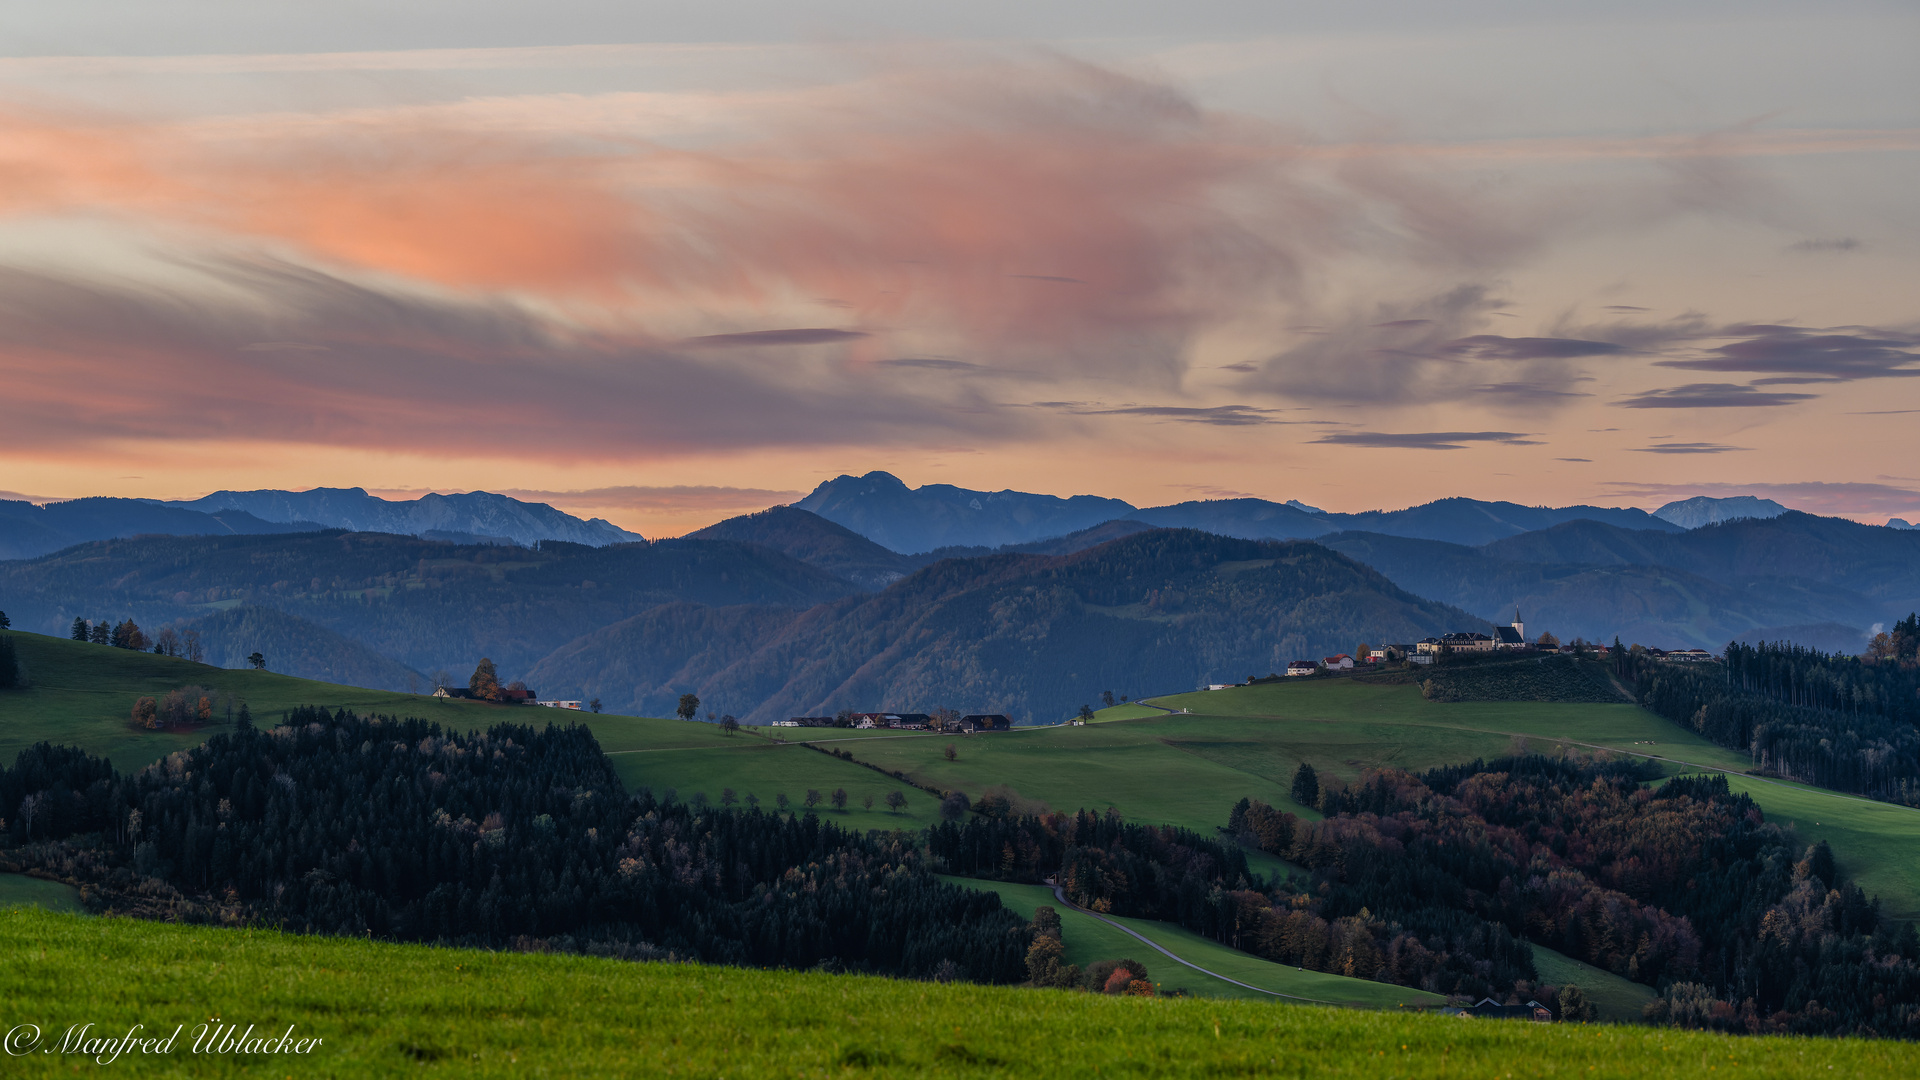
432;686;475;700
957;714;1012;732
1323;654;1355;670
538;700;584;710
1460;998;1554;1022
1286;660;1318;676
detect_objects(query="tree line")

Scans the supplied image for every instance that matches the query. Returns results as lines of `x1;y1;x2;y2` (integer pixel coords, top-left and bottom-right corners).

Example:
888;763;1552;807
1621;635;1920;804
1248;757;1920;1037
0;709;1028;983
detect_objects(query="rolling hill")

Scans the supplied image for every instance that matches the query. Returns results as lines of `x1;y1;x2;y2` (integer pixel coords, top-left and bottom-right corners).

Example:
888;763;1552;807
528;528;1484;724
0;531;860;684
684;505;919;588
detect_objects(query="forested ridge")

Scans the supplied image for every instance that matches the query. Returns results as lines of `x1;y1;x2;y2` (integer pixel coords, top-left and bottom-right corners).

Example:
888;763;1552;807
532;529;1483;722
0;710;1028;982
934;756;1920;1036
0;531;859;680
1623;627;1920;804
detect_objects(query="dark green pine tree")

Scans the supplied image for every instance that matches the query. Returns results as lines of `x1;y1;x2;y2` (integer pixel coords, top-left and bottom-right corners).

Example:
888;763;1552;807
1290;762;1319;808
71;618;89;641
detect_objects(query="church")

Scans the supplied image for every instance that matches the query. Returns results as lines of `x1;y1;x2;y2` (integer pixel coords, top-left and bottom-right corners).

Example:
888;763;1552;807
1494;607;1528;649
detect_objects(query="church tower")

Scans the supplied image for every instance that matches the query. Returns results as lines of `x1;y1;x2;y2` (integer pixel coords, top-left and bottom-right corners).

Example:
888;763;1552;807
1511;606;1524;641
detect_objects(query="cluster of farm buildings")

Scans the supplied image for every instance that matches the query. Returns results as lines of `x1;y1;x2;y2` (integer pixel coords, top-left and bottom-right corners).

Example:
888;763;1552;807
775;712;1012;732
1277;609;1715;678
432;684;585;710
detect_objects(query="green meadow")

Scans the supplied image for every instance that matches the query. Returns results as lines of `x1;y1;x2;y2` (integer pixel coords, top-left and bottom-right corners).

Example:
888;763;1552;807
585;714;936;829
0;631;502;772
0;872;84;914
939;876;1442;1008
5;907;1914;1078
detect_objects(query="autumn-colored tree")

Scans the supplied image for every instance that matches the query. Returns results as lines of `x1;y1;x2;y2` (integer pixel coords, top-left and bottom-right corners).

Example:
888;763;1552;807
1558;984;1595;1022
132;696;159;729
469;658;502;701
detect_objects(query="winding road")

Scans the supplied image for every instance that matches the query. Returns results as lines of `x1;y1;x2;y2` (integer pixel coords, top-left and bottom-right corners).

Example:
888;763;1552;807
1044;880;1348;1006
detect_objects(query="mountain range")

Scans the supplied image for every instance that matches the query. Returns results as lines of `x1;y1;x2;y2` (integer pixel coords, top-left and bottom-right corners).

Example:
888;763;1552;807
525;529;1477;723
0;488;640;561
3;475;1914;722
794;471;1688;552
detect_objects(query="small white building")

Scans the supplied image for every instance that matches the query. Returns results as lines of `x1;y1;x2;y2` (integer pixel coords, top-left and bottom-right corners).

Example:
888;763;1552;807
538;700;584;710
1323;654;1355;670
1286;660;1319;677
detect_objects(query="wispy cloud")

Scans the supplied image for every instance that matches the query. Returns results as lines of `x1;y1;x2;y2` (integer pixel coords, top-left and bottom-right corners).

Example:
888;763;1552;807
1787;238;1862;254
682;329;869;348
1441;335;1626;361
1616;382;1817;408
1653;325;1920;382
1030;402;1300;426
1312;430;1540;450
1630;442;1749;454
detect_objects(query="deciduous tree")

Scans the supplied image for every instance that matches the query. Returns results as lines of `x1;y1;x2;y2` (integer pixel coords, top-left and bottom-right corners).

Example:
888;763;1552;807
468;658;501;701
676;693;700;721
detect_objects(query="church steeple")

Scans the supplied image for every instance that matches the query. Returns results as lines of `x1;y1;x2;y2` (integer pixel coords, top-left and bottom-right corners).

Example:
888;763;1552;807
1511;606;1524;641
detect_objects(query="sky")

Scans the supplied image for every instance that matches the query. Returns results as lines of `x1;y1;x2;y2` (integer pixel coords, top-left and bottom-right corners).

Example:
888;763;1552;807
0;1;1915;536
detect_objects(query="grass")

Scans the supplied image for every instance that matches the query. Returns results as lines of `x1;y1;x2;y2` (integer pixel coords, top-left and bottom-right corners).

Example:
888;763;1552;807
587;715;937;829
939;877;1438;1007
1529;944;1656;1024
5;908;1917;1078
0;631;505;773
0;872;83;914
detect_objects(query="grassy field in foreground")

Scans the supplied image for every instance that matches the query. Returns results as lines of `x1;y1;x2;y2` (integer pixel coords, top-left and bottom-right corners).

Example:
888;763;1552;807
940;877;1440;1007
5;908;1915;1078
0;631;504;772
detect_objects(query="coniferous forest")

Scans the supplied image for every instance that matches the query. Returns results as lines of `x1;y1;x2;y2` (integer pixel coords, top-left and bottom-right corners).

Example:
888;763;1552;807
933;756;1920;1036
1623;628;1920;805
0;709;1029;983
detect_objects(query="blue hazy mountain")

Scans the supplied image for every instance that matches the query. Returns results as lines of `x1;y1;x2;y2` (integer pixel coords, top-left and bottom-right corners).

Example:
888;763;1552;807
166;488;642;548
0;497;321;561
792;473;1679;552
1652;495;1790;529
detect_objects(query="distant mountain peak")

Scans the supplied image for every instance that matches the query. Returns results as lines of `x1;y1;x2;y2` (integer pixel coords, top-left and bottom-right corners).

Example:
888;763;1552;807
1652;495;1789;529
1284;499;1325;514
